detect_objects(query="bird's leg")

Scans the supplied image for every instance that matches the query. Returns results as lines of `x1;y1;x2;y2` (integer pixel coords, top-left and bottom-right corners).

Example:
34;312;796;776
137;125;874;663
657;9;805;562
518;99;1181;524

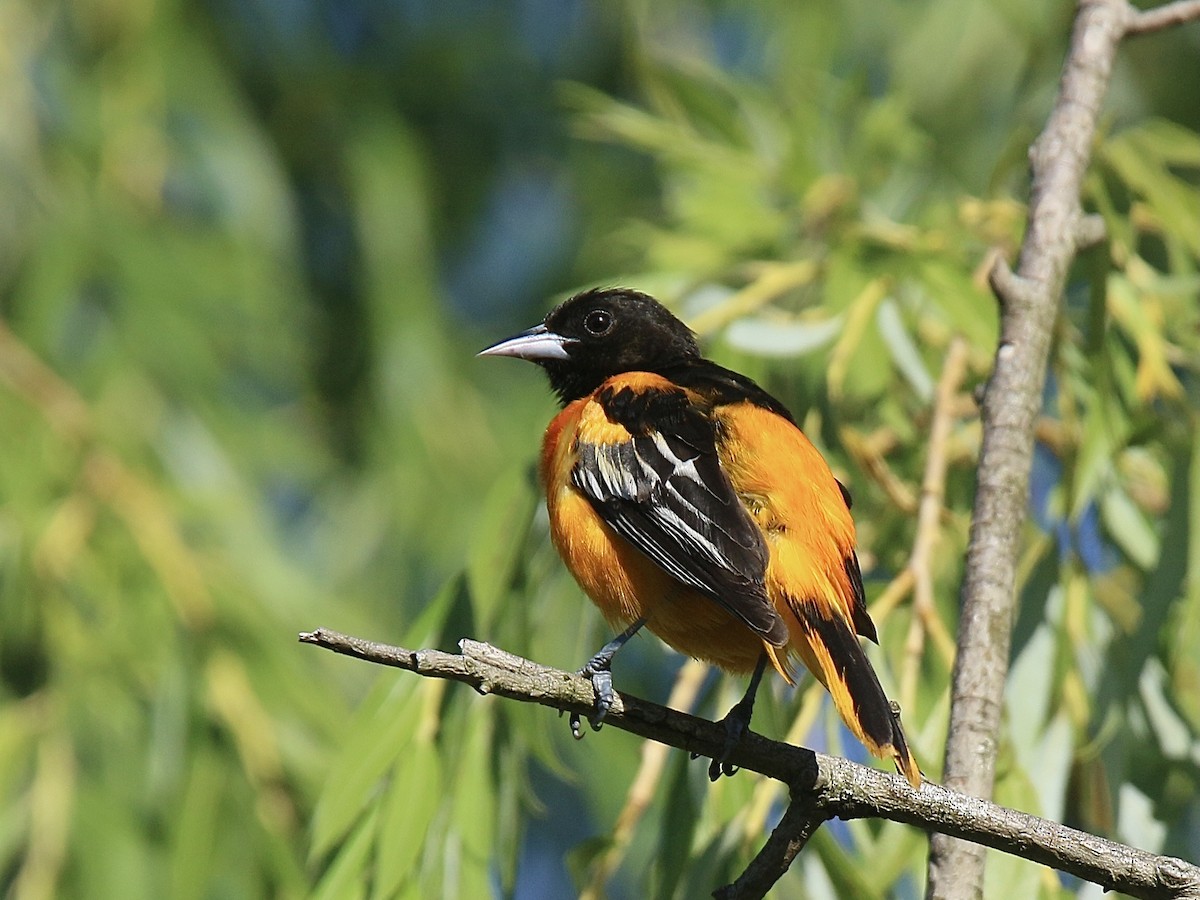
570;617;647;739
702;652;769;780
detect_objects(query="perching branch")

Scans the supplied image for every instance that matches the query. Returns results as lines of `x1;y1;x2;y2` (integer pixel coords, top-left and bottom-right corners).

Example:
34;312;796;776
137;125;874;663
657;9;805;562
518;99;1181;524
929;1;1197;896
300;627;1200;900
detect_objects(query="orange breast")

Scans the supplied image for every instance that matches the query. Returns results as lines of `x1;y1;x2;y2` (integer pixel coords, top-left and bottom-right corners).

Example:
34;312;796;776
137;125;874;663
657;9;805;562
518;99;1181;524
539;378;766;673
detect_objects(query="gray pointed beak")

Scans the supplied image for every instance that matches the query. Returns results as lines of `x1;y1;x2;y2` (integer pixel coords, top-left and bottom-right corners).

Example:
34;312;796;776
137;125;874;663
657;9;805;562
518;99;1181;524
477;323;575;361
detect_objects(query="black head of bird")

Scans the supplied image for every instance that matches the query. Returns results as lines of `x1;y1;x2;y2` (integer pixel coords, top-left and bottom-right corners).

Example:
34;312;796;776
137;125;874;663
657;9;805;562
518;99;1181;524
478;288;700;404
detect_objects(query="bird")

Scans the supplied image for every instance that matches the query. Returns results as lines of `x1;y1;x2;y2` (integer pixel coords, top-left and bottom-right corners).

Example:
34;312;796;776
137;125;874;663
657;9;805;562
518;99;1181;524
479;287;920;787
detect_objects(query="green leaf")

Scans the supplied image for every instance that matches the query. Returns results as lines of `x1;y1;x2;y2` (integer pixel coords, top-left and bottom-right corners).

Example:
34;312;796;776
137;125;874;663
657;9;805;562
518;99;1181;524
1139;659;1193;760
466;465;538;627
168;747;225;900
876;298;933;401
811;827;884;900
857;820;927;893
448;711;496;897
373;735;443;900
989;769;1053;898
1104;138;1200;258
399;573;468;655
1101;486;1160;570
311;802;379;900
1070;400;1126;521
653;753;700;900
1027;713;1074;824
1124;119;1200;169
1007;617;1057;754
1116;783;1167;853
724;314;844;358
310;680;421;860
1167;436;1200;731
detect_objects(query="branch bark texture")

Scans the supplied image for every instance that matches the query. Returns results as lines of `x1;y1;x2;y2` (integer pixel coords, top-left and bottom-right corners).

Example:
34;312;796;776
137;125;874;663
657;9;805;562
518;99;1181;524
300;628;1200;900
927;1;1187;895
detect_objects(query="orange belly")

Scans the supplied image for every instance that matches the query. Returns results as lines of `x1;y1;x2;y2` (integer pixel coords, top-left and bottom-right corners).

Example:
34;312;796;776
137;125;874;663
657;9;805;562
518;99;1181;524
546;483;766;674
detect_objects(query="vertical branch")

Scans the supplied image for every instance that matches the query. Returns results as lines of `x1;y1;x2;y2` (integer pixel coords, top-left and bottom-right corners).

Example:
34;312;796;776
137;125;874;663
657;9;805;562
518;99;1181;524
926;1;1136;897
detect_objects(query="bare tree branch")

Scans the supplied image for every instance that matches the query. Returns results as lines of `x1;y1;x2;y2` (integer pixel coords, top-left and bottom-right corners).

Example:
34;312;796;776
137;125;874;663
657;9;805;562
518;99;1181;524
1126;0;1200;34
928;0;1181;894
300;628;1200;900
712;795;824;900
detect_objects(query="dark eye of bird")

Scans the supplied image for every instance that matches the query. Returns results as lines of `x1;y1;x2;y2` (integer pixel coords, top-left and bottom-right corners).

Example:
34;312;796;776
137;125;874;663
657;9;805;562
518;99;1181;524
583;309;613;336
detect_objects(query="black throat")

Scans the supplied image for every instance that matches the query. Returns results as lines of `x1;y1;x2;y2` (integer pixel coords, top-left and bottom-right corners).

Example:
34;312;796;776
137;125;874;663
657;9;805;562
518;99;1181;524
541;359;626;406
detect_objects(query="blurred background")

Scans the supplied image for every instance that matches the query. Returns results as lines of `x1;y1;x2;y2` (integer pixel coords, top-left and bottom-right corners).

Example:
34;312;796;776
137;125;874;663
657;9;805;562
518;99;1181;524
2;0;1199;897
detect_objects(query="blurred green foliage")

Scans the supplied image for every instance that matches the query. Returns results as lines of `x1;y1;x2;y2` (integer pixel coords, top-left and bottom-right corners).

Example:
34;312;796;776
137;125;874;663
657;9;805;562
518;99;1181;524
1;0;1199;898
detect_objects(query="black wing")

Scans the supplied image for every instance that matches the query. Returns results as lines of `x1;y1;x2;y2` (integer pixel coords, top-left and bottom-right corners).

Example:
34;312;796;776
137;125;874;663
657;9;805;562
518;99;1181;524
572;386;787;646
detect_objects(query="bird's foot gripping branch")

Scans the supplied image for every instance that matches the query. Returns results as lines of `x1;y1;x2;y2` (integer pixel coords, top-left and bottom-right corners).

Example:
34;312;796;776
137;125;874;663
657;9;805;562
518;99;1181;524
570;616;647;738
